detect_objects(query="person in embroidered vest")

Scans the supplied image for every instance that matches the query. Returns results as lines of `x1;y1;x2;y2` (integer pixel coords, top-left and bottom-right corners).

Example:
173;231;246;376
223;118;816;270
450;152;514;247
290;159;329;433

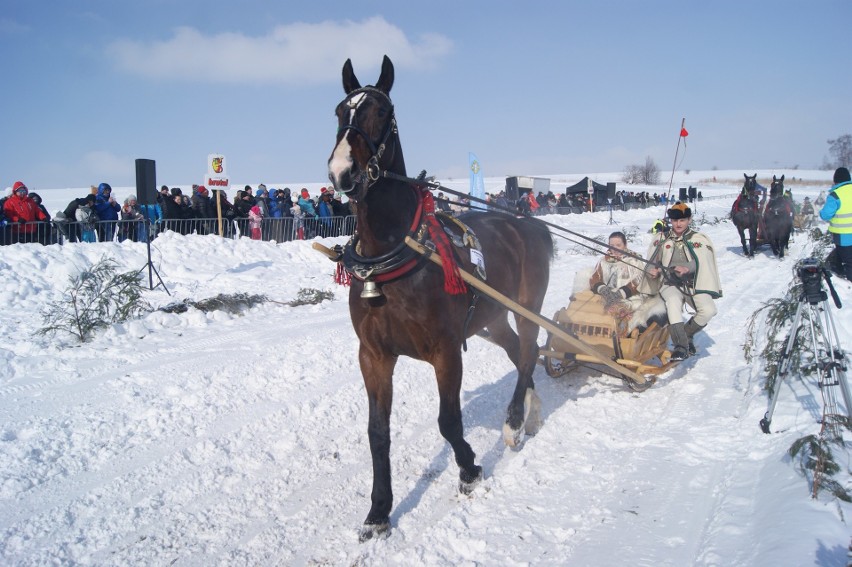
820;167;852;281
640;202;722;361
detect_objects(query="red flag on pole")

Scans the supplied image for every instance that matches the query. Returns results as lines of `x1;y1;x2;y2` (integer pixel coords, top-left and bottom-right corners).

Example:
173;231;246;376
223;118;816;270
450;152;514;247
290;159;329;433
680;127;689;137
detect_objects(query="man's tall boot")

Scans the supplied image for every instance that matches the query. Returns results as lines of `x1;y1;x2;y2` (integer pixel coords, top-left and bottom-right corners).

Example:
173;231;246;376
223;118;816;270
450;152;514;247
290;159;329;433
669;322;690;362
684;317;705;357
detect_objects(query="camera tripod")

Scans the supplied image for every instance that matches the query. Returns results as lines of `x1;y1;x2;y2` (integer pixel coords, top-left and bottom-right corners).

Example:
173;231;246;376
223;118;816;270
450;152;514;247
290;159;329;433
760;262;850;436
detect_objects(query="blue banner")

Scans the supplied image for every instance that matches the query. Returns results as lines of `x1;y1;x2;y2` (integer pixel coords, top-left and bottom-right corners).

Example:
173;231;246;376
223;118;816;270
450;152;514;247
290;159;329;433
469;152;486;210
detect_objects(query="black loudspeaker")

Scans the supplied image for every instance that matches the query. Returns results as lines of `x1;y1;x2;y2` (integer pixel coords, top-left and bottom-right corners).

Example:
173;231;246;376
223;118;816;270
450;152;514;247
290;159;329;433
678;187;688;201
606;182;616;200
505;177;519;201
688;186;697;199
135;159;157;205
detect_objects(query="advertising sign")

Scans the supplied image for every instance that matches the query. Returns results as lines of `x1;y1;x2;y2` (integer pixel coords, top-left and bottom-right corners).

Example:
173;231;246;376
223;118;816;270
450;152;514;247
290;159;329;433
206;154;229;188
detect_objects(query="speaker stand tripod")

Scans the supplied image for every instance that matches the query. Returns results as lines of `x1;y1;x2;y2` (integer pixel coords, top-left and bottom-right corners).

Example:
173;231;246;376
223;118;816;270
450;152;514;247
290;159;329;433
607;199;616;225
137;219;170;295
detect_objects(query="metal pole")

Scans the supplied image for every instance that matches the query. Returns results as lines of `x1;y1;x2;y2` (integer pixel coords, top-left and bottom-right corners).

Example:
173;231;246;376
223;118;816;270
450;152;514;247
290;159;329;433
665;118;686;204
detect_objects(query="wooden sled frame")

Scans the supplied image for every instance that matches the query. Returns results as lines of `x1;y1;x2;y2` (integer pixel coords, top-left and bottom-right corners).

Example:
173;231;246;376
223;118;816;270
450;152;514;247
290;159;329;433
540;290;677;390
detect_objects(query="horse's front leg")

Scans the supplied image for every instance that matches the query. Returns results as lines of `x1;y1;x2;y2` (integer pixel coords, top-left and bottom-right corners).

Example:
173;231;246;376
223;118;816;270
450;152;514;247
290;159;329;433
359;345;397;542
434;347;482;495
748;224;757;257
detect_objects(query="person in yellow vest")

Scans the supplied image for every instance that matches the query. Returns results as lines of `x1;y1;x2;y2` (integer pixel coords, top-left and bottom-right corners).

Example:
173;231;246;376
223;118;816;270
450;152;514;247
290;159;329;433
820;167;852;280
640;202;722;361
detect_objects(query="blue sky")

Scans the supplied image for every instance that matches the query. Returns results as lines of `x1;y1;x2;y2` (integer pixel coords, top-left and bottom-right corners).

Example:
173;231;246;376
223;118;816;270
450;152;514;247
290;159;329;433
1;1;850;190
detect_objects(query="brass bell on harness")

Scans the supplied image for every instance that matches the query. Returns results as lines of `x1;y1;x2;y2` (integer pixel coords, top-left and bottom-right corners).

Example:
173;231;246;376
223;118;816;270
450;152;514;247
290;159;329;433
361;279;382;298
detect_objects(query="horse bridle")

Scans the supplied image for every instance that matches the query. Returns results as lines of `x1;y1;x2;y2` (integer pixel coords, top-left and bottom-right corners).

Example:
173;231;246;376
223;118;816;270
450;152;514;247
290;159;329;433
336;87;398;193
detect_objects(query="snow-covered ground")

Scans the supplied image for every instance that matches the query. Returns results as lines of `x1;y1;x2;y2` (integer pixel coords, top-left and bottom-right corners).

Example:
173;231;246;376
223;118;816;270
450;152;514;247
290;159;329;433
1;169;850;566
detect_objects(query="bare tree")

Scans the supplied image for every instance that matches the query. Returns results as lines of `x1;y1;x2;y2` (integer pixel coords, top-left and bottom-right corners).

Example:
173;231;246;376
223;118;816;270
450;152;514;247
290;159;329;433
641;156;661;184
622;164;643;184
825;134;851;169
623;156;660;185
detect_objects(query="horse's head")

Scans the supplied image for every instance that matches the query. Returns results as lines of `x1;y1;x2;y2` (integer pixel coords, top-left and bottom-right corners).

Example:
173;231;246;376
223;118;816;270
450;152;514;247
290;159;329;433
742;173;757;195
770;174;785;197
328;55;402;200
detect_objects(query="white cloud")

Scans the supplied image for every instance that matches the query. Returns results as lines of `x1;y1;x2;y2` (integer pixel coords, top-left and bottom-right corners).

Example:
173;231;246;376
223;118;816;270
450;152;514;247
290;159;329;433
107;17;452;85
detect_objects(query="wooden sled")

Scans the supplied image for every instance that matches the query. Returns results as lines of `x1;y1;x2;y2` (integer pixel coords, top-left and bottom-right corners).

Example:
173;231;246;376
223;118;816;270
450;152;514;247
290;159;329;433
793;213;813;231
540;290;677;391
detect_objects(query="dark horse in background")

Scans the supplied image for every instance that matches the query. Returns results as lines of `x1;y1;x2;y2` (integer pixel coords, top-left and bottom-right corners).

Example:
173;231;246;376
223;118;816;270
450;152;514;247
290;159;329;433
327;56;553;541
731;173;761;257
763;174;793;258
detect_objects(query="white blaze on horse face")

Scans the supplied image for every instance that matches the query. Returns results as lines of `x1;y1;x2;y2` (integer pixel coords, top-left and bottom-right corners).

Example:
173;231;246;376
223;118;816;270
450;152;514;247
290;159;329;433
329;136;354;188
328;92;367;188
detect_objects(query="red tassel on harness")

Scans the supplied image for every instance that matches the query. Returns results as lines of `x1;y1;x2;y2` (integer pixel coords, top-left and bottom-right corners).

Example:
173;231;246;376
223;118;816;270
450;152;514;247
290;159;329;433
422;190;467;295
334;262;351;286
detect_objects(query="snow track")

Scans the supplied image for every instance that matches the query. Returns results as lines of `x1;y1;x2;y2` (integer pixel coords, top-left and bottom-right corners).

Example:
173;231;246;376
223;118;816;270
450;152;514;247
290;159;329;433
1;191;850;566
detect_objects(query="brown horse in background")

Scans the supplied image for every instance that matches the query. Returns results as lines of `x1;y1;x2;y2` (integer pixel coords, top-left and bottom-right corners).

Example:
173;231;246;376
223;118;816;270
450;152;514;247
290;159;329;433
327;56;553;541
731;173;760;257
763;174;793;258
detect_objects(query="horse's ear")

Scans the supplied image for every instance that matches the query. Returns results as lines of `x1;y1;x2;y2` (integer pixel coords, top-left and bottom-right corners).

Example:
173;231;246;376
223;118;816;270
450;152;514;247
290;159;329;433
773;175;778;182
744;173;748;180
780;174;785;182
375;55;394;94
342;59;361;94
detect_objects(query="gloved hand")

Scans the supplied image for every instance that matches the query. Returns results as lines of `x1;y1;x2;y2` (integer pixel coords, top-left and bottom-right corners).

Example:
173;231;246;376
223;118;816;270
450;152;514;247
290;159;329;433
596;285;623;307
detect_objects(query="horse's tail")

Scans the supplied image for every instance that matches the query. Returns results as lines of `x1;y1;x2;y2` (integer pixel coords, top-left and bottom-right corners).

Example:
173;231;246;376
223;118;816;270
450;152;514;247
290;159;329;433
533;217;555;260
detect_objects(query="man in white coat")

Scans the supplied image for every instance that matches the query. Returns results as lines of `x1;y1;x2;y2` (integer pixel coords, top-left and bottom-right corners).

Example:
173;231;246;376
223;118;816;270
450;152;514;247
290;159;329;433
641;202;722;361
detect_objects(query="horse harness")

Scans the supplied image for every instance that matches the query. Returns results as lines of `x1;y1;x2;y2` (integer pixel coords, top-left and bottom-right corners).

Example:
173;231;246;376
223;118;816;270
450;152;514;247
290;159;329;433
330;184;487;348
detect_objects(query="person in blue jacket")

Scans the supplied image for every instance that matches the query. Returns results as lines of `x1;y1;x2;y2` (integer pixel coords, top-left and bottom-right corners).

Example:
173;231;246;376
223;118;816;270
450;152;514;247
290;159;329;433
820;167;852;280
94;182;120;241
297;188;318;238
317;188;336;237
137;199;163;243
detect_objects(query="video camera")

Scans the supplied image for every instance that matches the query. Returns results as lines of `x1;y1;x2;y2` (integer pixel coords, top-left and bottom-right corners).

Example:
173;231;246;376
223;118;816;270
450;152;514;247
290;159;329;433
797;258;833;306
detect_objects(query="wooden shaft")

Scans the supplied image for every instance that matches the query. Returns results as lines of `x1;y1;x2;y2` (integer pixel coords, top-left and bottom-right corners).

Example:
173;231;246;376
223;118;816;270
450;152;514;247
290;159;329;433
312;242;339;259
404;236;647;385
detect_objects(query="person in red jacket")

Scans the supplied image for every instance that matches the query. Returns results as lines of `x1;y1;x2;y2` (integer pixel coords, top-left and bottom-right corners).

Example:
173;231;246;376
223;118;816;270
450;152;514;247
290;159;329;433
3;181;47;244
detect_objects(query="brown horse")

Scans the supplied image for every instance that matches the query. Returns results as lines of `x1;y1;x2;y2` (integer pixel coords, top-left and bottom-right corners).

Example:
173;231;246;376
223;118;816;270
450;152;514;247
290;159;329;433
763;174;793;258
731;173;760;257
327;56;553;541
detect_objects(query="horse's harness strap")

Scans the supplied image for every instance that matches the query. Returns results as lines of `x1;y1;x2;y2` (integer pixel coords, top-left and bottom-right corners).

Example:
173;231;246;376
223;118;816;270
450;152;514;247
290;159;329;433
341;185;426;284
340;198;487;296
437;212;487;280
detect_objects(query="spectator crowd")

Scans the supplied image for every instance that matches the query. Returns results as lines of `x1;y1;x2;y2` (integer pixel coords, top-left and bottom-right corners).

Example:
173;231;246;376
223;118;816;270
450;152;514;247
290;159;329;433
0;181;354;246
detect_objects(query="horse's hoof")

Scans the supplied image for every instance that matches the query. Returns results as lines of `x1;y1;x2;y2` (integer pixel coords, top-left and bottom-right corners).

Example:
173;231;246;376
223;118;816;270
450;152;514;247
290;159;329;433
502;422;523;447
359;521;391;543
503;387;542;446
459;465;483;495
